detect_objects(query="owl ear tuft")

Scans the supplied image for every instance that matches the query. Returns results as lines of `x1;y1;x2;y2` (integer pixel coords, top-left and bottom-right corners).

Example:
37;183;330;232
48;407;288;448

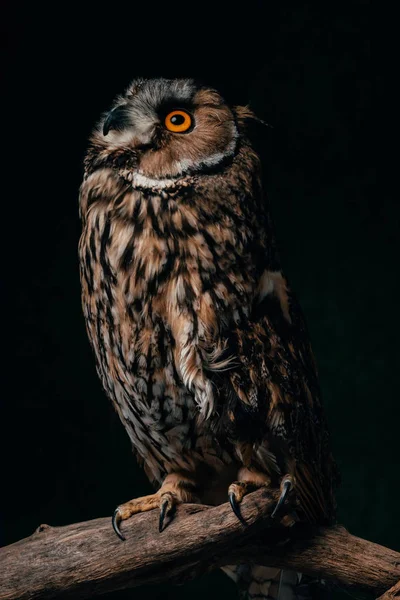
233;105;272;131
233;105;273;174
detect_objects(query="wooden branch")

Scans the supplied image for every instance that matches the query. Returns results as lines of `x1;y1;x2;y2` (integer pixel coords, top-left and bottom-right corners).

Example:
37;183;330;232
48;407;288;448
378;581;400;600
1;488;399;600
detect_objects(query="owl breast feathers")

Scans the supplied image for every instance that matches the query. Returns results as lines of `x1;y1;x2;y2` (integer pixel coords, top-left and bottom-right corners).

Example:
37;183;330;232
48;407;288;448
79;77;338;534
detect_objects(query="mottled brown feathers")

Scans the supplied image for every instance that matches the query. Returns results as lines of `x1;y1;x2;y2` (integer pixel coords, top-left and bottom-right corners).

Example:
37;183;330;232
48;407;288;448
79;78;338;528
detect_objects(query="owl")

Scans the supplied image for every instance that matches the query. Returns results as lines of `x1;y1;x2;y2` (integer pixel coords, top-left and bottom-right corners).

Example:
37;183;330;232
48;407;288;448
79;78;338;599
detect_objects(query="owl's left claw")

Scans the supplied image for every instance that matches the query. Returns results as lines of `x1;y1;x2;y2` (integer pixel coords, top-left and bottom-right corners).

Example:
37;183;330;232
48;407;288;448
228;490;247;526
112;508;126;541
228;488;247;525
271;476;293;519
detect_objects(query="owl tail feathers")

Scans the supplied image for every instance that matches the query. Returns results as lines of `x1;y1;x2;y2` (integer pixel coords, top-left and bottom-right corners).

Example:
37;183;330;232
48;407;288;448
222;565;332;600
222;565;282;599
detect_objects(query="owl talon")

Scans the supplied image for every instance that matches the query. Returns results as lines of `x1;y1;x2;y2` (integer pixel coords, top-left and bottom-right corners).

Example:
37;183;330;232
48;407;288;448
159;498;169;532
229;491;247;526
228;473;272;525
271;476;293;519
159;492;175;532
112;508;126;541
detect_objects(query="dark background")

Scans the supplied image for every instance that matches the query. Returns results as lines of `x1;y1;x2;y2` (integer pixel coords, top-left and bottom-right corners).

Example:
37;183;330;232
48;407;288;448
2;2;397;599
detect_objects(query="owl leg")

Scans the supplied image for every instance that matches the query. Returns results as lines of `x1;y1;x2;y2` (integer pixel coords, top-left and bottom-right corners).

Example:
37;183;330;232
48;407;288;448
157;472;199;533
228;468;272;525
112;472;199;540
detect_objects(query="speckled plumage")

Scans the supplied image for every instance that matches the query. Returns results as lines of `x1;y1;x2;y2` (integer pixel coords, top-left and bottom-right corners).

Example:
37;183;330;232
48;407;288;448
79;78;338;598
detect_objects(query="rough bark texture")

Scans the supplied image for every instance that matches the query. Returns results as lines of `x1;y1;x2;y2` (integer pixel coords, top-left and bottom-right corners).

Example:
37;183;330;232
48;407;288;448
378;581;400;600
1;489;399;600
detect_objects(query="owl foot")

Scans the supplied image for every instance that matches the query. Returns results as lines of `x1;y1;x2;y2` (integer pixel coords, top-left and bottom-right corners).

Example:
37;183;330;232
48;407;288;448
112;472;199;540
271;475;294;519
112;493;160;540
228;468;272;525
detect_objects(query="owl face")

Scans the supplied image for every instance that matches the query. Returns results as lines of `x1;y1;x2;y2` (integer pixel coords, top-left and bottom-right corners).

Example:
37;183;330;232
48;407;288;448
94;78;238;179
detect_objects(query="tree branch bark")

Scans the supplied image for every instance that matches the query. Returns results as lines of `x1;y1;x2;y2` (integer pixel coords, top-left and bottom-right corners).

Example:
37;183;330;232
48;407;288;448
378;581;400;600
1;489;399;600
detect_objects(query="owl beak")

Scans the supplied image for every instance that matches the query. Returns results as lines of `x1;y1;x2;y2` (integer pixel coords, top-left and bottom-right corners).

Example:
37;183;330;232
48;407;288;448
103;105;130;136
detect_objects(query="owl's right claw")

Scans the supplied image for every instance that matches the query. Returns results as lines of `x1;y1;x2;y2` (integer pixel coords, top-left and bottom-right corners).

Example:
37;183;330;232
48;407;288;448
111;492;161;540
159;492;175;532
110;475;196;539
112;508;126;541
159;501;167;532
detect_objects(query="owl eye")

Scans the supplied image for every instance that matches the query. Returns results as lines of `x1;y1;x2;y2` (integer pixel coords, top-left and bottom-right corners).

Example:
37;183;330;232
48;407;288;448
164;110;193;133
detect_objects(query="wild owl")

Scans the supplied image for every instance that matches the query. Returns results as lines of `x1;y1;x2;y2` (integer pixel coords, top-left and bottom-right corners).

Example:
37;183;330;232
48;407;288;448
79;78;338;599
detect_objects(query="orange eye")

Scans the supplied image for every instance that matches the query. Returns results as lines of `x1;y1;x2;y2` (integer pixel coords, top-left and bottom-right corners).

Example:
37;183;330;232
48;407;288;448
164;110;193;133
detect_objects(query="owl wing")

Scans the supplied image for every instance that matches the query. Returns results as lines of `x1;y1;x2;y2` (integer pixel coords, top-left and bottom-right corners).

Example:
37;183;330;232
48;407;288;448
209;278;338;524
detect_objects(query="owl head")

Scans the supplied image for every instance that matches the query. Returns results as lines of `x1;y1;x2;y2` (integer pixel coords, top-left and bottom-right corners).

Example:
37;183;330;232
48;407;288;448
90;78;257;181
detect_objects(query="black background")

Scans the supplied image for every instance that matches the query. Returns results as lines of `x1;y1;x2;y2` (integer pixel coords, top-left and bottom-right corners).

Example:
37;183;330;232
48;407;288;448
2;2;398;599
